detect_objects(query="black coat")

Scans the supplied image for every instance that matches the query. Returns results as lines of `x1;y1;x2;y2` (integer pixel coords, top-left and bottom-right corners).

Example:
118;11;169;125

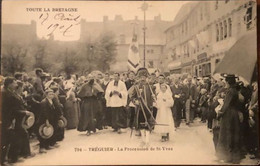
216;86;241;162
182;83;197;101
2;88;31;159
2;88;27;130
39;98;63;126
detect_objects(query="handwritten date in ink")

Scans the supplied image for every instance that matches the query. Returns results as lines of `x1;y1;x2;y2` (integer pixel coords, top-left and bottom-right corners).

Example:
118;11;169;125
39;12;81;37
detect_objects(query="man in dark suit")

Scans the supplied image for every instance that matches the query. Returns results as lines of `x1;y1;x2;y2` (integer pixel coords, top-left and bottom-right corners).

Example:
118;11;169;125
125;71;136;128
182;76;197;125
37;89;63;153
2;78;34;163
1;77;18;164
101;73;111;128
33;68;45;102
7;81;35;163
170;79;183;129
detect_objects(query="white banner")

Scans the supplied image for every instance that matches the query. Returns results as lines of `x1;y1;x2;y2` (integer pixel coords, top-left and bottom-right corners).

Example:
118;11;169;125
127;33;140;72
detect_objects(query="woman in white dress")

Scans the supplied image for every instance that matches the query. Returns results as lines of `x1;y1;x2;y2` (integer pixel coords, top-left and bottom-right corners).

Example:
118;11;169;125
154;84;175;142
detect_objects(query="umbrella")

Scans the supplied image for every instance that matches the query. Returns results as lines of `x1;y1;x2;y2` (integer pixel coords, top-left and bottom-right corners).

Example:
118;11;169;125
214;30;257;84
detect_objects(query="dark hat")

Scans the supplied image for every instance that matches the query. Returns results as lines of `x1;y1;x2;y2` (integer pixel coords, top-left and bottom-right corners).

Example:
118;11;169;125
222;74;237;85
137;68;149;77
221;73;237;79
21;111;35;129
14;72;23;79
4;77;16;88
58;116;67;128
39;123;54;139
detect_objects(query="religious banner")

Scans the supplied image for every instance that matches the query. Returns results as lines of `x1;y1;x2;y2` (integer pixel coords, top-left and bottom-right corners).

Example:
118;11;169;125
127;32;140;72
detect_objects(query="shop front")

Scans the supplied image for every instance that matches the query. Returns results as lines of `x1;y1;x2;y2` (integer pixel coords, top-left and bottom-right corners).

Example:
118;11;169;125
195;52;211;77
168;61;182;74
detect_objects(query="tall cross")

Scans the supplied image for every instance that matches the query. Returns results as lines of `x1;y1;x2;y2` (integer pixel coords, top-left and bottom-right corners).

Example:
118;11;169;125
139;1;150;68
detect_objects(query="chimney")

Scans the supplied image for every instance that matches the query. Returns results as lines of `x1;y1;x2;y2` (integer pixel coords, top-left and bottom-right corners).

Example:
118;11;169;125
103;16;108;22
154;14;161;21
115;15;123;21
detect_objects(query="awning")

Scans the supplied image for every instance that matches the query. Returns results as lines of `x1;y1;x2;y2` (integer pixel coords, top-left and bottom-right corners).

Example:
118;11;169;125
168;61;182;70
214;30;257;84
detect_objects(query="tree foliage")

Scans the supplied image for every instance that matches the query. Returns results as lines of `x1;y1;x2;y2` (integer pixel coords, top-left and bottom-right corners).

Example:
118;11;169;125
2;41;28;76
1;32;118;76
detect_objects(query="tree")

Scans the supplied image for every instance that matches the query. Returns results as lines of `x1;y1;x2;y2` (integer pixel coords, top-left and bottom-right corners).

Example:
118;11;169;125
1;41;28;76
61;49;79;75
96;32;117;71
76;31;117;73
30;39;51;72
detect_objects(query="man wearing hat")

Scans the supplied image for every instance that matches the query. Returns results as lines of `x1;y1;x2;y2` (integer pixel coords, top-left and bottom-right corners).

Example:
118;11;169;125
9;81;36;161
37;89;63;153
14;72;23;81
128;68;156;147
216;74;242;164
2;78;35;163
33;68;45;102
2;77;18;164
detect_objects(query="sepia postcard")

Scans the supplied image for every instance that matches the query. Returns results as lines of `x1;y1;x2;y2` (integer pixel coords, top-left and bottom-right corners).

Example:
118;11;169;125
1;0;259;165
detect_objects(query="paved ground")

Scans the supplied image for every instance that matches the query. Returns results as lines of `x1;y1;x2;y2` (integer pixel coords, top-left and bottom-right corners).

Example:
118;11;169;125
7;119;260;165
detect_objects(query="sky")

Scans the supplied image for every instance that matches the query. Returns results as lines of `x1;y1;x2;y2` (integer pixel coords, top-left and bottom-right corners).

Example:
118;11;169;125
2;0;189;40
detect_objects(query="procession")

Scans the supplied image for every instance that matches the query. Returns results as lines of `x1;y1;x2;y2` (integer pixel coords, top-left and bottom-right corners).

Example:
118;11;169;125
1;0;259;165
1;66;259;165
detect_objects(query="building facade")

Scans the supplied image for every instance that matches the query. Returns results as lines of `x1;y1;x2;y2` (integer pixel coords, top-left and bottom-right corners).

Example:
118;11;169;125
2;15;171;73
163;0;256;77
80;15;171;72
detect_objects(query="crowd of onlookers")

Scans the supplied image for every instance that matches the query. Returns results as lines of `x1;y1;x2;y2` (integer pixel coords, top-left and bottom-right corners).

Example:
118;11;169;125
1;67;259;164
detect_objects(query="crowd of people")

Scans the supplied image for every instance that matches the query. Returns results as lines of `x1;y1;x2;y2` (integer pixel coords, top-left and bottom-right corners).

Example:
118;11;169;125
1;67;259;164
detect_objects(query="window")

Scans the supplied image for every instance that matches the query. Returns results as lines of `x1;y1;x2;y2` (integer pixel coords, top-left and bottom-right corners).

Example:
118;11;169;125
228;18;232;37
148;61;154;68
245;5;253;30
225;0;230;3
205;63;211;76
219;22;223;40
215;59;220;64
147;50;150;53
224;20;227;39
216;24;219;41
